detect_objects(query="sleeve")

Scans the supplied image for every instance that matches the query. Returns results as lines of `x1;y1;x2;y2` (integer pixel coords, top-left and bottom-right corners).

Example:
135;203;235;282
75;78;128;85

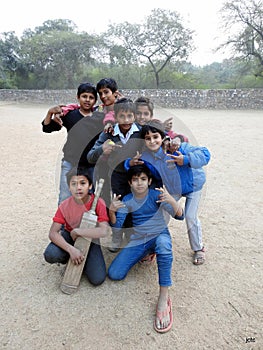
123;158;131;171
103;110;115;125
61;103;79;116
142;160;162;181
96;198;109;222
124;156;160;178
52;207;66;225
42;119;62;133
180;143;211;168
110;200;129;229
160;202;184;221
87;132;109;164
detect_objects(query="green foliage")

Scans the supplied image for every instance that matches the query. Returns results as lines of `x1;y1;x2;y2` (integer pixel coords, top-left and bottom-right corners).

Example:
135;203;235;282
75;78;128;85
104;8;194;88
219;0;263;78
0;12;262;90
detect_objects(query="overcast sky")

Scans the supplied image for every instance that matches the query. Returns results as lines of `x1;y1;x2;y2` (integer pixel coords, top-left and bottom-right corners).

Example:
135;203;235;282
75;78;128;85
0;0;229;66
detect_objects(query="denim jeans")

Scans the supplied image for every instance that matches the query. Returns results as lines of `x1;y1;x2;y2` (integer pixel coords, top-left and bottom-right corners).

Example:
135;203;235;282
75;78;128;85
43;230;106;286
174;190;203;252
58;159;72;205
108;234;173;287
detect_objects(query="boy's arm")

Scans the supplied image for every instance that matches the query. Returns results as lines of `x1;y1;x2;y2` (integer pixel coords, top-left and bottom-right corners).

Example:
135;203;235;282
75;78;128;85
108;194;125;224
180;143;211;168
156;186;184;219
86;132;109;164
70;221;109;241
61;103;79;116
49;222;85;265
42;106;63;132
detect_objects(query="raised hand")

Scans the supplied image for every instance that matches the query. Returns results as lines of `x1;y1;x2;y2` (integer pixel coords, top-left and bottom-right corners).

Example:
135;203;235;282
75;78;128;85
129;151;144;166
166;150;184;166
109;193;125;212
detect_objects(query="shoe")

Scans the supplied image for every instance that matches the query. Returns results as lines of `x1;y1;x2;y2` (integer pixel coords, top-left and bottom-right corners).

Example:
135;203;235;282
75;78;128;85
153;297;173;333
193;247;205;265
108;241;121;253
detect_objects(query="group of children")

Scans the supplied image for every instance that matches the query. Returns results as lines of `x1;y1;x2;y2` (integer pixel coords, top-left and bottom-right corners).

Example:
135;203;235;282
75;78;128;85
42;78;211;333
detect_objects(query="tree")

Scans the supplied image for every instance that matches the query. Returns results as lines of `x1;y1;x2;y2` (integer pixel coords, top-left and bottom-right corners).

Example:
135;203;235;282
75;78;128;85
219;0;263;78
104;8;194;88
19;19;97;88
0;31;23;88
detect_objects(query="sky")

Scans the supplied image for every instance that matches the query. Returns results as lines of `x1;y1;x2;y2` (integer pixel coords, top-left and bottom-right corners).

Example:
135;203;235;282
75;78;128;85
0;0;229;66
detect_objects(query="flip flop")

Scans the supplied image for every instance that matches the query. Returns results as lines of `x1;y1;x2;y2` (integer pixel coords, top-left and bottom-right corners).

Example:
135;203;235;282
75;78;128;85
193;248;205;265
139;253;156;265
153;297;173;333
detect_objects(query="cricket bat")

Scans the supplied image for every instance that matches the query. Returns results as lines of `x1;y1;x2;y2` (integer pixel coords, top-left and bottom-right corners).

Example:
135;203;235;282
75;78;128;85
60;178;104;294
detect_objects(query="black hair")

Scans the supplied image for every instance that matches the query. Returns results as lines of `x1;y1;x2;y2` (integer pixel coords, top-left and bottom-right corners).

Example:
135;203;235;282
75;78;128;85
141;119;166;139
96;78;118;93
134;96;154;116
127;164;152;182
77;82;97;101
66;166;93;186
114;97;135;115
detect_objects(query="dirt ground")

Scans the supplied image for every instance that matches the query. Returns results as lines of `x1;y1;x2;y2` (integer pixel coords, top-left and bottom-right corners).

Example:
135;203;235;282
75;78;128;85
0;103;262;350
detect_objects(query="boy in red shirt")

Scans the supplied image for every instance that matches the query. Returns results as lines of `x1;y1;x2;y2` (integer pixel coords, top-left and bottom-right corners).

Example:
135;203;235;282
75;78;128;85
43;166;109;286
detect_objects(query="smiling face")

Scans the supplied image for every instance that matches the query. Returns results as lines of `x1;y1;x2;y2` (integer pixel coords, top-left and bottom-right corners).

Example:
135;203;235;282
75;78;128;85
98;87;117;107
144;130;163;152
69;175;92;203
78;92;97;114
135;105;152;126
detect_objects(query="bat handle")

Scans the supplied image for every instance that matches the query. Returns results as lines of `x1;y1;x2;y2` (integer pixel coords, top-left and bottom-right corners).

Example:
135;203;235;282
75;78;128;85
90;178;104;212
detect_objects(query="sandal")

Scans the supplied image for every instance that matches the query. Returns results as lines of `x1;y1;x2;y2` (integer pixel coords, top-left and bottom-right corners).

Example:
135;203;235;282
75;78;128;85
139;253;156;264
153;297;173;333
193;248;205;265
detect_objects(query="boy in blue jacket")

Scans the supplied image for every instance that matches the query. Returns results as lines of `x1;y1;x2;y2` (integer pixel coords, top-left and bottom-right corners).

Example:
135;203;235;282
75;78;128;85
126;119;211;265
108;164;184;333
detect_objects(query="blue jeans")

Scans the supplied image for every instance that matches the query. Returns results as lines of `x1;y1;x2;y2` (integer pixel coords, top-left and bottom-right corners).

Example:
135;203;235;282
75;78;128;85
108;234;173;287
174;190;203;251
43;230;106;286
58;159;72;205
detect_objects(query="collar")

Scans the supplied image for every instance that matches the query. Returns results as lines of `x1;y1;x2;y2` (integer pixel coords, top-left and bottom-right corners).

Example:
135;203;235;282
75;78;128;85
113;123;139;137
151;147;165;160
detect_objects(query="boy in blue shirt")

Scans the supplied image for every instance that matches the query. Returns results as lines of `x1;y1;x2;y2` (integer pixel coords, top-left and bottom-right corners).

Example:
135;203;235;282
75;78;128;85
108;164;183;333
126;119;210;265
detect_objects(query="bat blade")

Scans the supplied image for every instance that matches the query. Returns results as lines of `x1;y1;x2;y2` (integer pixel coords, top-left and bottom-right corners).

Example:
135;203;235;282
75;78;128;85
60;179;104;294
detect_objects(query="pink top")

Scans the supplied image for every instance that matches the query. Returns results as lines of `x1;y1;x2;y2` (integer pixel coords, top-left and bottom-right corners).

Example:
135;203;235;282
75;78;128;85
62;104;115;125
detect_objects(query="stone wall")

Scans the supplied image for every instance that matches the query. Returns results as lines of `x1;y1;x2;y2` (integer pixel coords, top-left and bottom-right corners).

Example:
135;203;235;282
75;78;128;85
0;88;263;109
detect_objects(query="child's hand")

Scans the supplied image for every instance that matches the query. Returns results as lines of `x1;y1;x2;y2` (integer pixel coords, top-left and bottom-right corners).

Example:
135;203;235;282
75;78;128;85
109;194;125;212
53;113;64;126
48;105;63;115
49;105;65;126
104;122;114;134
163;117;173;132
68;245;85;265
129;151;144;166
166;150;184;166
169;138;181;153
102;139;122;155
155;185;174;204
115;90;125;101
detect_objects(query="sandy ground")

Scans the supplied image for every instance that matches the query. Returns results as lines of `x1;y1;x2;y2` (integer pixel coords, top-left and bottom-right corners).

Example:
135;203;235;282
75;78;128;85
0;103;262;350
